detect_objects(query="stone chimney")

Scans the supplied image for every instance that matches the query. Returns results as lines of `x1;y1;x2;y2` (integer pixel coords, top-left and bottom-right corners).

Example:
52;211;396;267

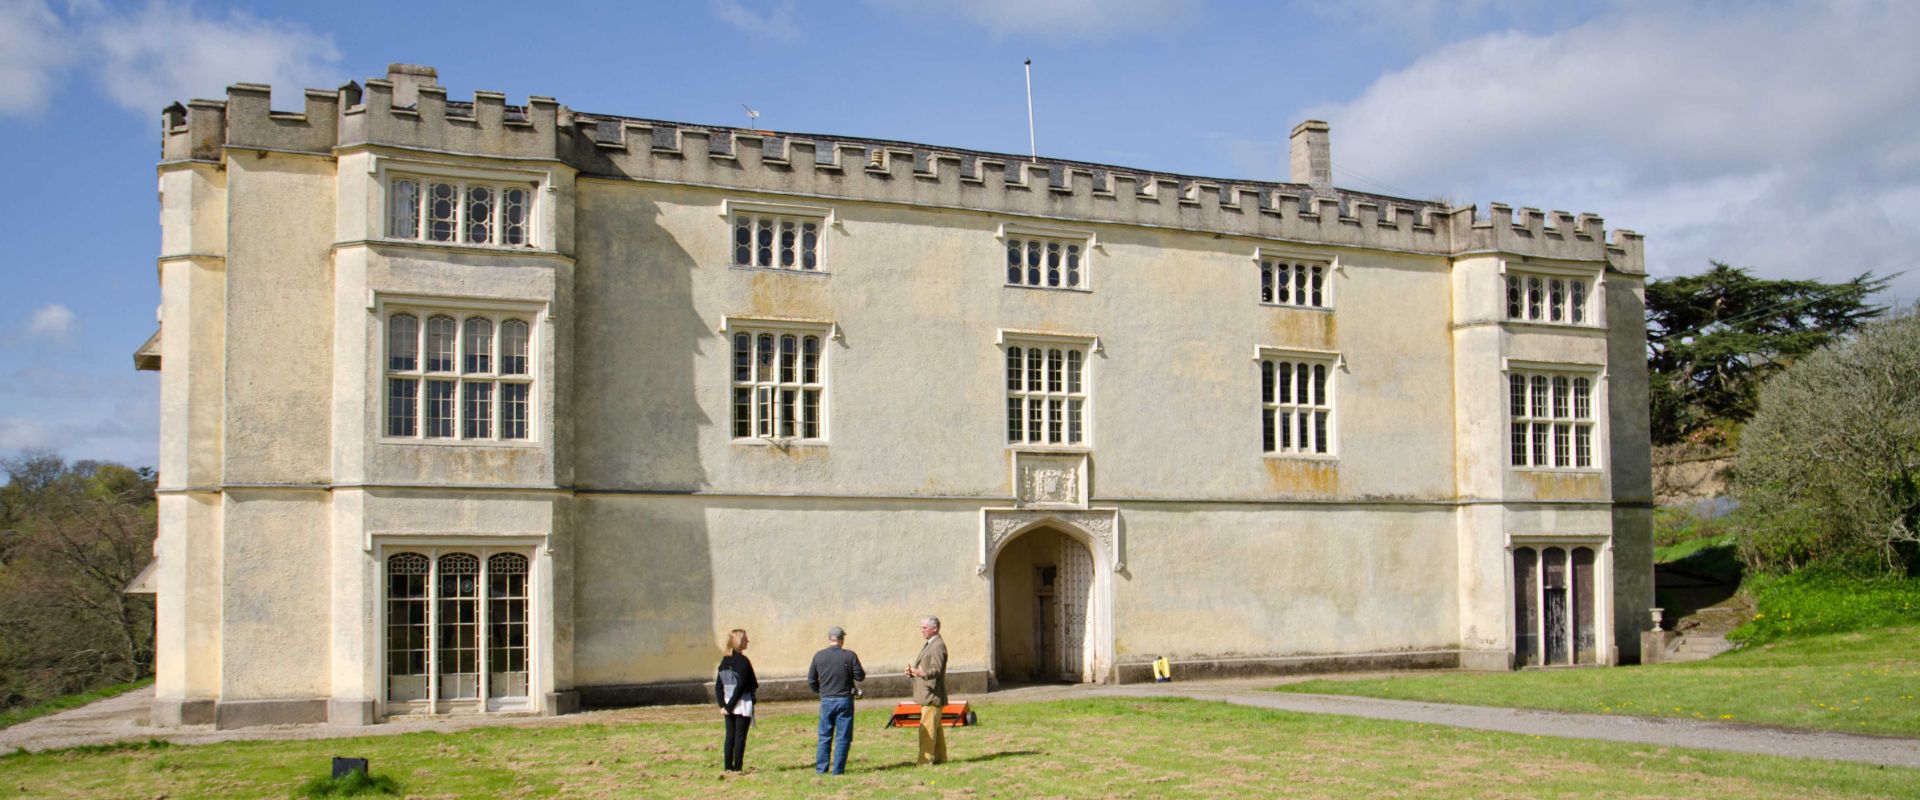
1289;120;1331;190
386;63;439;108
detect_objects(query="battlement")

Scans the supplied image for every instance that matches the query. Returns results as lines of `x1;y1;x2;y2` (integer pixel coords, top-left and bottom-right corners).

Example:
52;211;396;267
158;64;1640;270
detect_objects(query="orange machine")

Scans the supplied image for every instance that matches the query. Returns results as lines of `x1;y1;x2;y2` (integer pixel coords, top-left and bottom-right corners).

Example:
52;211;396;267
884;701;978;728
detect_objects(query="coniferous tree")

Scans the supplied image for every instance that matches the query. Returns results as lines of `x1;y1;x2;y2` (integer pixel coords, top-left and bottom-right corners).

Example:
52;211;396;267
1647;262;1888;445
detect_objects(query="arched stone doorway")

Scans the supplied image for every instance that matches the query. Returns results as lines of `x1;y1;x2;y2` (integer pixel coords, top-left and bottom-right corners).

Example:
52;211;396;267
992;527;1097;683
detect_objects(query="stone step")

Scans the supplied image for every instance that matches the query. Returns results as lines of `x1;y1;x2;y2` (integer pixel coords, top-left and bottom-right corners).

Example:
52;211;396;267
1662;634;1736;663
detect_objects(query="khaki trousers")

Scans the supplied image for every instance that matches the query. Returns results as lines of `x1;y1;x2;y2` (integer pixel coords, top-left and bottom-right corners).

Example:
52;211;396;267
917;700;947;765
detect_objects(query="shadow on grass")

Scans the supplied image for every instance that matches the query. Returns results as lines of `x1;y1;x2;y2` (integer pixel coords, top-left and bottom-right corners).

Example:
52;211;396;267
862;749;1046;772
761;749;1045;774
1656;543;1744;621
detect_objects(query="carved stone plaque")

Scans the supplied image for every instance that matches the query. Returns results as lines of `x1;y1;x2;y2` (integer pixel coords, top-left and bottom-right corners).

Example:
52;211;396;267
1014;453;1087;508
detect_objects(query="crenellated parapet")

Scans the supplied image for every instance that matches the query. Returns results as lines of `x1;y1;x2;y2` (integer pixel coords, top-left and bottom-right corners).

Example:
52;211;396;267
336;78;561;161
1464;203;1644;274
561;112;1462;255
157;63;1641;267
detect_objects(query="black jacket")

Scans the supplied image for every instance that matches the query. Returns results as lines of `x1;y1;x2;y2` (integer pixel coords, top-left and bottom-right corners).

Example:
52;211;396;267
716;652;759;711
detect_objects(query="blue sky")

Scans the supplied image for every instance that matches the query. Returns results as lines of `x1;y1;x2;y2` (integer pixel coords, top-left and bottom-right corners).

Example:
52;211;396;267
1;0;1916;469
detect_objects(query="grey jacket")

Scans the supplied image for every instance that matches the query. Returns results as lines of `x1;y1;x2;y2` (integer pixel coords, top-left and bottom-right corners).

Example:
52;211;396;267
807;645;865;698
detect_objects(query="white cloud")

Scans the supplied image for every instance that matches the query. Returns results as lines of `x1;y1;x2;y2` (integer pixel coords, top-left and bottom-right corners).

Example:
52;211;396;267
89;1;341;114
0;1;342;118
0;0;71;115
1304;0;1920;296
26;303;74;339
711;0;799;41
870;0;1194;37
1301;0;1566;47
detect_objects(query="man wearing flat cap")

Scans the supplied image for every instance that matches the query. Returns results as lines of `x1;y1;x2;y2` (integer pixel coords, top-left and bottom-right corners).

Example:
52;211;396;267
807;625;864;774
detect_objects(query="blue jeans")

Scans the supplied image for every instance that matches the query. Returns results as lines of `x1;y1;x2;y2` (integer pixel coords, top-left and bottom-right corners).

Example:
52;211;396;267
815;695;854;774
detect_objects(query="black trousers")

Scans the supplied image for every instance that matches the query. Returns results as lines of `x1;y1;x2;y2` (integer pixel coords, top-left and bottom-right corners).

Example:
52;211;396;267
723;713;752;770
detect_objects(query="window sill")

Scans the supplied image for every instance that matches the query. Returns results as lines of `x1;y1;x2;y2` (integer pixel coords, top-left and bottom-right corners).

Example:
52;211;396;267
1510;466;1604;474
1004;283;1091;294
731;438;830;447
376;437;544;449
361;238;560;259
728;264;830;276
1007;444;1091;453
1264;453;1339;462
1260;303;1334;313
1501;320;1605;333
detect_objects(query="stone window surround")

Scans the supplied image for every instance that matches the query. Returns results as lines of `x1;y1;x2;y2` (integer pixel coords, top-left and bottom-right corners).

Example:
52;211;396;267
376;539;543;718
721;198;838;273
996;222;1099;293
1500;259;1605;328
1254;246;1339;311
1256;345;1343;458
1505;533;1615;667
372;155;556;251
1504;359;1605;472
998;329;1099;450
720;315;837;446
375;294;547;448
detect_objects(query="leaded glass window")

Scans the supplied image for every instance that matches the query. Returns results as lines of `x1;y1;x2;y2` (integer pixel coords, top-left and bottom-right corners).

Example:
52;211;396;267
730;326;827;440
1260;258;1329;308
1505;270;1594;325
1005;234;1086;290
384;548;535;712
385;310;536;442
1006;342;1088;445
387;176;536;247
732;212;823;271
1508;368;1598;469
1262;356;1335;455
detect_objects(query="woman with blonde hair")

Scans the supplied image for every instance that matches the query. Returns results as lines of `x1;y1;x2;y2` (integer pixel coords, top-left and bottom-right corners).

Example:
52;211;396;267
715;628;759;772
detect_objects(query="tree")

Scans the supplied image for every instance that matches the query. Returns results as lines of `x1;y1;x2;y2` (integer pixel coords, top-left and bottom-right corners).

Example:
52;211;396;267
1647;262;1888;445
0;451;157;706
1733;310;1920;575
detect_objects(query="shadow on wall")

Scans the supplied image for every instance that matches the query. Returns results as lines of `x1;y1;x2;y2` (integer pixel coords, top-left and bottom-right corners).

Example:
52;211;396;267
569;188;718;698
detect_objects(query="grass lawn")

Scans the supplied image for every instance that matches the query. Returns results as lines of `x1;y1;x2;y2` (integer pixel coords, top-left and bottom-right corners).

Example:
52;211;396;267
1278;626;1920;737
0;679;152;731
2;697;1916;799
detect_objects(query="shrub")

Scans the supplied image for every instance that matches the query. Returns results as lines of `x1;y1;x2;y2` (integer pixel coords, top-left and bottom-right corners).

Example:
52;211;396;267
1733;310;1920;575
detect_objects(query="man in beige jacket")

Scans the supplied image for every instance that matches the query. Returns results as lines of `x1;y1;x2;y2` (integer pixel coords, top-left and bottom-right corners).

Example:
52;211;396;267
905;615;948;765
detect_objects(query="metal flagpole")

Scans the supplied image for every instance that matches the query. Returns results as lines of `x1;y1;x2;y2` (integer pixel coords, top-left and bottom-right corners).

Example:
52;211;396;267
1024;59;1036;162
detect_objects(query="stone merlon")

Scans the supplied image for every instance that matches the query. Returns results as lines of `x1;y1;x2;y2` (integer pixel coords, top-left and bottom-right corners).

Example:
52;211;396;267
157;65;1642;275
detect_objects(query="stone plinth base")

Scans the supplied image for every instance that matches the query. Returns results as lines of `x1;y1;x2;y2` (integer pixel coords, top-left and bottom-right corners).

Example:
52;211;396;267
152;697;215;727
579;669;991;709
1114;649;1462;683
214;698;328;729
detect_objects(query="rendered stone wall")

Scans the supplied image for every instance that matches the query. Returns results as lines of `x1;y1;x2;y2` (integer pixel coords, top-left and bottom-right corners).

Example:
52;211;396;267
219;491;331;701
563;499;1460;690
569;497;986;689
220;155;336;484
570;181;1461;502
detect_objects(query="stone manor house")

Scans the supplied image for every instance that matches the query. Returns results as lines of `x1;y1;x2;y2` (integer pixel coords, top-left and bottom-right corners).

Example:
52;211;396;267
135;64;1652;728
